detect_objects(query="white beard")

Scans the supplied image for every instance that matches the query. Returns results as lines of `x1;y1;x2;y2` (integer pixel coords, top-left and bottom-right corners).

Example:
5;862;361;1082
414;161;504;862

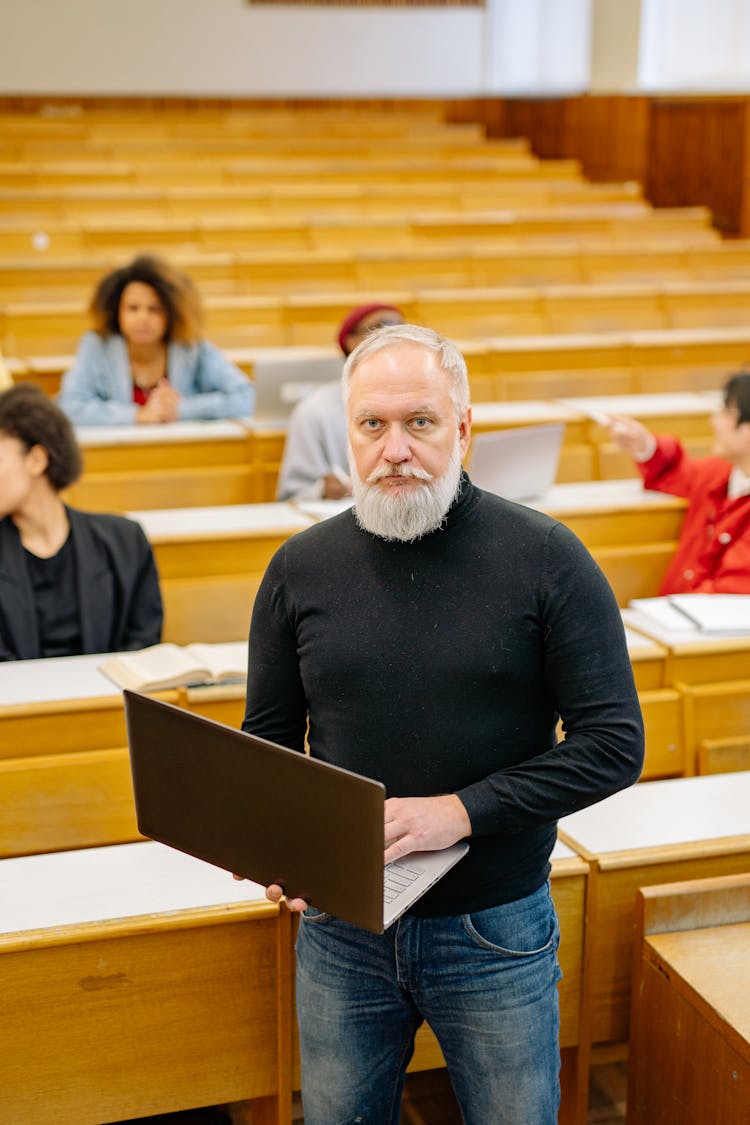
350;439;464;542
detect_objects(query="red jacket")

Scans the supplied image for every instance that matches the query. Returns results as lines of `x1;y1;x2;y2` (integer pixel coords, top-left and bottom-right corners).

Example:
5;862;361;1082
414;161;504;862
639;435;750;594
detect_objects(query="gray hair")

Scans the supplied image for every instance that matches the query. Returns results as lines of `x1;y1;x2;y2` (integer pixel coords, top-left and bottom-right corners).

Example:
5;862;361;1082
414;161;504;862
342;323;470;420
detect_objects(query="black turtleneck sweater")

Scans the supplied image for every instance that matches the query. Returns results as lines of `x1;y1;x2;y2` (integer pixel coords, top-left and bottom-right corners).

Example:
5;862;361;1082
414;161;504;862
243;475;644;915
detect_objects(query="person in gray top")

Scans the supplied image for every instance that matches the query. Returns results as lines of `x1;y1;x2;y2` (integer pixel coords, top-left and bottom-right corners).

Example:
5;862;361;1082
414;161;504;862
275;302;404;501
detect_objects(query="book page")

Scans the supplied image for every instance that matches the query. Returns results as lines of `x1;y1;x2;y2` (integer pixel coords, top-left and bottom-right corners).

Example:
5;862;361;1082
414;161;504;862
669;593;750;634
184;642;248;682
630;594;750;636
629;597;697;632
100;644;208;691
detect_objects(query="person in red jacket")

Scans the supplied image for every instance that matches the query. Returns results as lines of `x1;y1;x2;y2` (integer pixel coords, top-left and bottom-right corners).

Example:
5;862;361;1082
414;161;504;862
604;372;750;594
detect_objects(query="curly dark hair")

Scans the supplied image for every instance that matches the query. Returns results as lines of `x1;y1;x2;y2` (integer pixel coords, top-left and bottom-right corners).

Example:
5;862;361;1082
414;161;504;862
90;254;202;344
0;383;83;491
724;371;750;425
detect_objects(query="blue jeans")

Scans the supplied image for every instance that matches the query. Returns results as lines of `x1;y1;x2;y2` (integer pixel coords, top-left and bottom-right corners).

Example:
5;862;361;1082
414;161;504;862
295;880;562;1125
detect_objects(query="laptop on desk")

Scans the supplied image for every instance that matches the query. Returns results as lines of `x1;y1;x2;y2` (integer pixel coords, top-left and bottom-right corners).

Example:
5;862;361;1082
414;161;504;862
123;691;468;934
468;422;565;502
252;352;343;426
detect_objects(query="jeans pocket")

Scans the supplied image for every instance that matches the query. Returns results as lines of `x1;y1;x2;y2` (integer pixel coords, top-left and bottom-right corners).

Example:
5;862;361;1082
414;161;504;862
462;884;558;957
301;905;331;924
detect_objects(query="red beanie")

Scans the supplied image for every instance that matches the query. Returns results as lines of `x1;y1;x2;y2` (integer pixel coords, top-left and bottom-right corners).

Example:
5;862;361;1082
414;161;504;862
337;303;404;354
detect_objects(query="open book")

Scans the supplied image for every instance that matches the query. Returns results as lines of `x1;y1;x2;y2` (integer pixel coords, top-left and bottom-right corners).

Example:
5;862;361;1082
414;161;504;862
100;641;248;692
629;594;750;636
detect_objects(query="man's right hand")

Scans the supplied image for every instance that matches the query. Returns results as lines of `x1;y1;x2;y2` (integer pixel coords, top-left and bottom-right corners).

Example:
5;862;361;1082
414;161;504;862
266;882;309;912
233;873;309;912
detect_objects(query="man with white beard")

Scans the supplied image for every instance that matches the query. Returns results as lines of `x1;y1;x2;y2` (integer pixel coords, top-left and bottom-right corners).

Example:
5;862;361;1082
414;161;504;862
243;324;644;1125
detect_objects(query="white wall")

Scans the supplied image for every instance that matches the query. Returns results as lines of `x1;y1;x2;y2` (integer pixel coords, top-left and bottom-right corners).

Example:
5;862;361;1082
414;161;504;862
639;0;750;90
484;0;591;94
0;0;591;98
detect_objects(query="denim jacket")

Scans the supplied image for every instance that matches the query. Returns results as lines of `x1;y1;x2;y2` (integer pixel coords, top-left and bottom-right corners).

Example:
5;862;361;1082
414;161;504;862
57;332;254;425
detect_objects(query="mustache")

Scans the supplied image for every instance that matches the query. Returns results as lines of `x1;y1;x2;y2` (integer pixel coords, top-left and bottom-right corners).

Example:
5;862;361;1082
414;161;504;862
366;463;434;484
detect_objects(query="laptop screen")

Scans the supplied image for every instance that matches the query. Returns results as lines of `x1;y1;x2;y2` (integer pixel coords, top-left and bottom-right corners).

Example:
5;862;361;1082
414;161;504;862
467;422;565;502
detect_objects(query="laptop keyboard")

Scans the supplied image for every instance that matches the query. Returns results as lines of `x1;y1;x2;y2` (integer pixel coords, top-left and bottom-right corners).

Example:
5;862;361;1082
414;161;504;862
383;858;423;904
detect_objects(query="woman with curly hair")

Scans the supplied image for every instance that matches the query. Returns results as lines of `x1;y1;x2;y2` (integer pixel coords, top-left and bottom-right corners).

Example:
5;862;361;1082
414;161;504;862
57;254;254;425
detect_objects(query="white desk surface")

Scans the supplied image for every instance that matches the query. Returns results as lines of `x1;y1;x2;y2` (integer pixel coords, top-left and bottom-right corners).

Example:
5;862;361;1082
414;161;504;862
470;401;584;426
128;501;315;541
0;838;576;937
622;607;750;651
75;420;249;446
559;772;750;856
555;392;720;418
0;643;252;708
227;345;340;365
296;498;355;521
628;325;750;346
0;841;266;936
551;839;577;862
532;478;685;514
483;331;630;353
0;651;121;707
623;624;665;655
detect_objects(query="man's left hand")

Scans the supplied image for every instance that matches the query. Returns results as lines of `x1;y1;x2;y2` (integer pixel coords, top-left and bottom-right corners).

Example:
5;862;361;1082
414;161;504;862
383;794;471;865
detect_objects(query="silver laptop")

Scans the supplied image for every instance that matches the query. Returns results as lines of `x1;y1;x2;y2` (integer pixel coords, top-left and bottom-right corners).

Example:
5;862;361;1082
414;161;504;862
123;691;468;934
468;422;565;502
252;352;343;425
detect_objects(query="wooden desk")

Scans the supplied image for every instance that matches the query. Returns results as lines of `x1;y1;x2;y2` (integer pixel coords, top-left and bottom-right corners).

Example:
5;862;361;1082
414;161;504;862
555;390;720;480
623;626;682;779
0;650;249;857
74;419;252;472
628;325;750;394
482;332;636;401
0;833;587;1125
0;842;291;1125
623;608;750;774
536;478;685;547
623;606;750;685
628;874;750;1125
558;772;750;1056
65;419;262;510
624;625;667;691
128;502;314;643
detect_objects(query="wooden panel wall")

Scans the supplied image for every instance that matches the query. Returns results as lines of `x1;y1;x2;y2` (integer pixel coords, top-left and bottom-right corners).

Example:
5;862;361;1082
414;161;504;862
475;94;748;237
646;97;748;235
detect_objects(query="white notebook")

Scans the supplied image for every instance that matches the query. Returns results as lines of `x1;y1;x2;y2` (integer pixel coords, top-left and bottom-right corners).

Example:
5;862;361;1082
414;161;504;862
630;594;750;635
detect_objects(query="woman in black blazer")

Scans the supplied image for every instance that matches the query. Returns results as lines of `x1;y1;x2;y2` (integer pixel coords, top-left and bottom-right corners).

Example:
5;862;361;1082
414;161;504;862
0;383;163;661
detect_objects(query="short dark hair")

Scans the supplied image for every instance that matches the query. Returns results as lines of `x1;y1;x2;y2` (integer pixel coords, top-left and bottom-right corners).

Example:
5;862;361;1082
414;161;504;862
724;372;750;425
90;254;202;344
0;383;83;491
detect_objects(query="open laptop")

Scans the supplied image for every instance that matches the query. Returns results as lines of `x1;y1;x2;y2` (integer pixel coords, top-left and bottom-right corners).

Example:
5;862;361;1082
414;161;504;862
468;422;565;502
123;691;468;934
252;352;343;426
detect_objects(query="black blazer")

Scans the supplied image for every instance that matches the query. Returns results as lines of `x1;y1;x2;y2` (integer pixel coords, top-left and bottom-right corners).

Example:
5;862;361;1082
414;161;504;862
0;507;163;661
